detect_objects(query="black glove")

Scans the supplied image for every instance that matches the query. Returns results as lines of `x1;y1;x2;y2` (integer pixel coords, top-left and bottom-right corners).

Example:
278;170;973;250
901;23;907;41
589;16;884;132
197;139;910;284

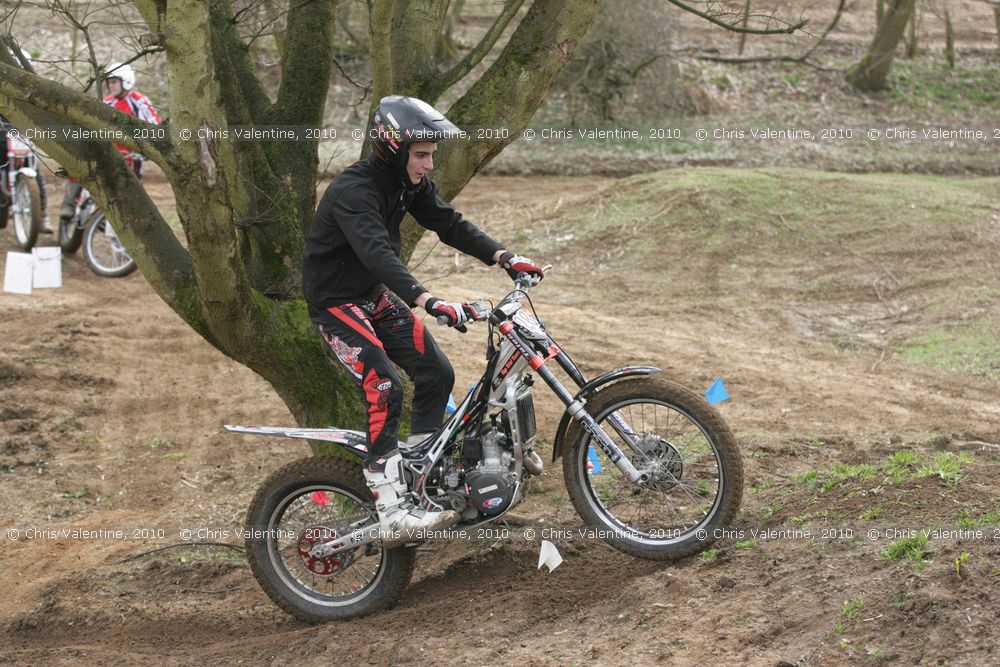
425;297;475;332
498;251;544;281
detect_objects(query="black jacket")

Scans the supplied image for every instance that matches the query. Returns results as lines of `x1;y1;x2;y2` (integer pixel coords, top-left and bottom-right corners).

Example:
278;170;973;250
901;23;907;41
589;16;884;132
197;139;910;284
302;154;503;309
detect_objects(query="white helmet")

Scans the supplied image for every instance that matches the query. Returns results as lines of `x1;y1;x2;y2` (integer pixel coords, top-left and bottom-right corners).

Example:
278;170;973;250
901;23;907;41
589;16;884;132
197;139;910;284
105;62;136;91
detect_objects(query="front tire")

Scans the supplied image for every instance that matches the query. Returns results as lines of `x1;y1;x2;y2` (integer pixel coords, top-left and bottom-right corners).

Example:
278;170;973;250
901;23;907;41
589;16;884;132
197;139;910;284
563;378;743;560
11;175;41;251
245;456;416;623
83;213;136;277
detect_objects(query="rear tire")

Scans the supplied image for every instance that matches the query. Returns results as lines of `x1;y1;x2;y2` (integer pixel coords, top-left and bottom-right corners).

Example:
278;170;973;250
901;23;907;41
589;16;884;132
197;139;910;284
563;378;743;560
245;456;416;623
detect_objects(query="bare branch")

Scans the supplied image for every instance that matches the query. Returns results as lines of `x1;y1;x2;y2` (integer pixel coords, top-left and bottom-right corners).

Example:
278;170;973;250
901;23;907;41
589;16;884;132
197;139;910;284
0;62;173;162
685;0;845;66
665;0;807;34
427;0;528;100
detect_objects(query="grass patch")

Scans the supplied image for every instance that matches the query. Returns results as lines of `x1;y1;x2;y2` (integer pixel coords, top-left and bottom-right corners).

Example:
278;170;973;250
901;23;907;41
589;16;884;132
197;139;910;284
819;463;876;492
916;452;971;485
878;533;931;568
889;60;1000;112
842;596;865;621
900;320;1000;381
859;507;886;521
698;547;719;561
796;470;820;487
734;539;758;550
956;507;1000;530
884;450;924;484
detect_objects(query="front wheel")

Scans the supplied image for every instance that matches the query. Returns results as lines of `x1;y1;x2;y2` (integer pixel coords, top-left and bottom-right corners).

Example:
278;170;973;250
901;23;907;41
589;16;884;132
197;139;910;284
245;456;416;623
563;378;743;560
11;175;41;251
83;213;136;277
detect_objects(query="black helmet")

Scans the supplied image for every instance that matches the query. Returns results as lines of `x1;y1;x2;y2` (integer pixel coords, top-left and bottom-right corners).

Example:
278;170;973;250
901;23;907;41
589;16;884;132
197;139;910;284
370;96;460;170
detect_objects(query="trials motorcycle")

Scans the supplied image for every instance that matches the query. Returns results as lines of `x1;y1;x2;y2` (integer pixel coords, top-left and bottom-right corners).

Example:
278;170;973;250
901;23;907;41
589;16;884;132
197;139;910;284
1;127;42;251
227;275;743;623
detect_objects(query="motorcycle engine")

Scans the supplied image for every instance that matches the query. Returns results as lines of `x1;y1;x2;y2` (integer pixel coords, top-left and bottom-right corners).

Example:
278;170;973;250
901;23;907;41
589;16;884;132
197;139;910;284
464;429;516;517
425;384;538;520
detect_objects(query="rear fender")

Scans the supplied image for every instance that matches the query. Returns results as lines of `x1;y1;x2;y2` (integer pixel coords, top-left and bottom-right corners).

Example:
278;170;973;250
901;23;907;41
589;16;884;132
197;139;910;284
550;366;660;462
224;425;367;461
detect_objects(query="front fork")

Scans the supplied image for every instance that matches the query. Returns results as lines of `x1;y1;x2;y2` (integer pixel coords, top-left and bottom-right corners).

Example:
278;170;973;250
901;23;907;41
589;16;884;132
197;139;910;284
534;364;648;484
497;322;648;484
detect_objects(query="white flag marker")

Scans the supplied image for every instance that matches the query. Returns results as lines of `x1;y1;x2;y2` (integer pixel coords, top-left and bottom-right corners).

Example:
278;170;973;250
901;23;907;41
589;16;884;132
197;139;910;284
537;539;563;572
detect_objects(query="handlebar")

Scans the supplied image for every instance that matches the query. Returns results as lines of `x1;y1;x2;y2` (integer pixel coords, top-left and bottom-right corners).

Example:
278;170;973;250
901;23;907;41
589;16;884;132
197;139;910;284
433;269;549;328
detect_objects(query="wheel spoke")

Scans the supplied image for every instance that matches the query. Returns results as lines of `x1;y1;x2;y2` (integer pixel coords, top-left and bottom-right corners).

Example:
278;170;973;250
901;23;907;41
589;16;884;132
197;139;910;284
582;396;727;542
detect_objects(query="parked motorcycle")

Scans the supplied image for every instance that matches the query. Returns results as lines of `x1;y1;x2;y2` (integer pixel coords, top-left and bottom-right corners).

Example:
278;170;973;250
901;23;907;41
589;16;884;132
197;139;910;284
227;275;743;622
58;183;136;278
1;128;42;251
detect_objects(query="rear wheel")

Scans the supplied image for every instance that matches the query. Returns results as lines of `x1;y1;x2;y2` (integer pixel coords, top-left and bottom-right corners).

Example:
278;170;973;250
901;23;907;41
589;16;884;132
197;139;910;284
83;213;136;277
11;175;41;251
245;456;416;623
563;378;743;560
59;213;84;254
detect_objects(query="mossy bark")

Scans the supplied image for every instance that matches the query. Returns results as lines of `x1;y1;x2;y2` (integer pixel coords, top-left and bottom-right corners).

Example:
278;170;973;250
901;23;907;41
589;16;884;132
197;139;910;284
1;0;596;456
847;0;916;92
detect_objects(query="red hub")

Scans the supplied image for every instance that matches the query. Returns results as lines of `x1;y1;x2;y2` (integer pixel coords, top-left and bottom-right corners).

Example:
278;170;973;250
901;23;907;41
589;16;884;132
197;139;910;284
296;526;341;575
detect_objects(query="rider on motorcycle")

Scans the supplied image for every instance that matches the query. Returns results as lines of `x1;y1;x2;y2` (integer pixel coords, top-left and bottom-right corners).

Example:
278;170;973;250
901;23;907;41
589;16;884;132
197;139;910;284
58;62;160;228
302;96;544;535
0;112;51;233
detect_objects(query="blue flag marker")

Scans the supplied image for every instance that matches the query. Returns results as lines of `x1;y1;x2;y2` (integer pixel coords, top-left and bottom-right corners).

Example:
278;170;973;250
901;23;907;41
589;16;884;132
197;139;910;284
705;377;730;405
586;446;603;475
445;393;457;414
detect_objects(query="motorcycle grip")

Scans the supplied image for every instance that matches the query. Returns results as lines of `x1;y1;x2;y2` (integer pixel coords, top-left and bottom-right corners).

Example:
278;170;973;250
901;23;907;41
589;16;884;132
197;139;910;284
435;315;467;333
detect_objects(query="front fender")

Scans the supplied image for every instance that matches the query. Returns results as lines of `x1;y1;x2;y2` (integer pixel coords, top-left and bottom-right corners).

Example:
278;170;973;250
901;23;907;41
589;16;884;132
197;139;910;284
17;167;37;179
550;366;660;462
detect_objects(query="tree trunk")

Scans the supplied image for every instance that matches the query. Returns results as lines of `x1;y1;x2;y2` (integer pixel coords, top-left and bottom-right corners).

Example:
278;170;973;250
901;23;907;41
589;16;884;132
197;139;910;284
437;0;466;62
0;0;598;458
995;6;1000;55
904;2;918;58
847;0;916;91
738;0;751;55
944;8;955;68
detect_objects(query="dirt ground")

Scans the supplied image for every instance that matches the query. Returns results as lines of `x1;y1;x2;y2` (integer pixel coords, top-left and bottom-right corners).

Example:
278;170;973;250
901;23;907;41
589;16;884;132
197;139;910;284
3;1;1000;664
2;168;999;665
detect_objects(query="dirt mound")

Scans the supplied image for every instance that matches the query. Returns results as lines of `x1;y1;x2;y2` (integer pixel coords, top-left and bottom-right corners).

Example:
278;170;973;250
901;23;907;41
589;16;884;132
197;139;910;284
2;172;999;665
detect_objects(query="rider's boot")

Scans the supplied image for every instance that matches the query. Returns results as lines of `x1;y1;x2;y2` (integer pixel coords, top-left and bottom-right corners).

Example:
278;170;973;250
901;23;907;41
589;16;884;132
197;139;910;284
364;450;458;544
40;214;54;234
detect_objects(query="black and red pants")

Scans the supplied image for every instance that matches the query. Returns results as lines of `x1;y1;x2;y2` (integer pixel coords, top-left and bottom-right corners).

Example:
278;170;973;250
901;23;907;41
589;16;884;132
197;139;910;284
310;289;454;462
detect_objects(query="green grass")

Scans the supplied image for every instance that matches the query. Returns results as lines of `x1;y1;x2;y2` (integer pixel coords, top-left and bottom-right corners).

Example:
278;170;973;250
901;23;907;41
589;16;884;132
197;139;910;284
842;596;865;621
878;533;931;567
698;547;719;561
889;60;1000;112
957;507;1000;530
734;539;758;550
884;451;924;484
805;448;964;494
859;507;886;521
900;320;1000;380
916;452;971;485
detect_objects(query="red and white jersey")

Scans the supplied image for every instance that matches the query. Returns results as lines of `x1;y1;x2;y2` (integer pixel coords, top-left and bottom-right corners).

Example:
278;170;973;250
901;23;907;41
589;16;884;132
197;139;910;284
104;90;161;161
104;90;161;125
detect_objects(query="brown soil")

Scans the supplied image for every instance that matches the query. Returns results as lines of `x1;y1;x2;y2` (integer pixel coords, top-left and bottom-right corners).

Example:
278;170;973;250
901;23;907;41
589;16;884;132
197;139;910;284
3;1;1000;664
2;170;999;666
